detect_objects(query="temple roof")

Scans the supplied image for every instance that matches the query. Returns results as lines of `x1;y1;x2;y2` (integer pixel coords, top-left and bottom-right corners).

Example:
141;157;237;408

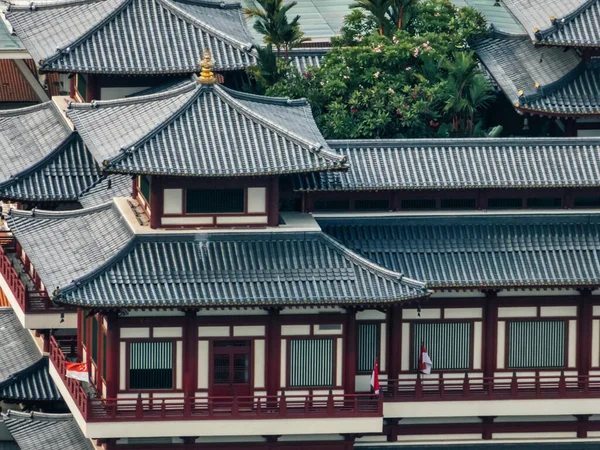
2;411;93;450
78;174;132;208
502;0;600;46
6;0;256;74
294;138;600;191
0;358;61;403
451;0;524;34
320;214;600;289
0;309;59;402
68;81;348;177
289;48;327;74
7;203;133;292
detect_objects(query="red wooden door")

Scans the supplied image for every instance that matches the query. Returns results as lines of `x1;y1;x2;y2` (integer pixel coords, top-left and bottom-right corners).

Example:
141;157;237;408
211;340;252;397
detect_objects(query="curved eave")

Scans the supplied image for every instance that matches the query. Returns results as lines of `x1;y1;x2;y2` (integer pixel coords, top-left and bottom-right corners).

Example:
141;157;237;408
39;65;250;75
516;105;600;117
295;182;600;192
428;281;600;290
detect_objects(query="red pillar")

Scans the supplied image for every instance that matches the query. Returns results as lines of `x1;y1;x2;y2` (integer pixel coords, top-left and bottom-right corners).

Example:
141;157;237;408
105;312;119;399
149;176;163;229
266;309;281;397
578;289;593;378
483;291;498;379
387;305;402;382
77;309;83;360
343;309;357;394
268;177;279;227
183;310;198;398
482;416;495;440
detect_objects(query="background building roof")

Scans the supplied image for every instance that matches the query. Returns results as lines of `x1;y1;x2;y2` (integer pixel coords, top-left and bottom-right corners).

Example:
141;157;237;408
78;174;132;208
451;0;525;34
68;81;347;177
0;358;61;403
0;309;41;383
294;138;600;191
321;214;600;289
6;0;256;73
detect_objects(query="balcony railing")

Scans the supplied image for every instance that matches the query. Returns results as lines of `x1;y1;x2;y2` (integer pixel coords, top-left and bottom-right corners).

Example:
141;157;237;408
381;373;600;402
0;232;64;313
49;336;382;422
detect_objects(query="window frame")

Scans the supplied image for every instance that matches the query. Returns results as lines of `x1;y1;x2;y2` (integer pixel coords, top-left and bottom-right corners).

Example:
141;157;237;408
505;318;568;370
287;337;337;389
125;339;178;392
356;322;381;374
184;188;246;214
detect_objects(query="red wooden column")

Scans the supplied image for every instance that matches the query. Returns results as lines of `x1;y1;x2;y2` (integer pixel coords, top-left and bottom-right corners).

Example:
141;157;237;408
266;309;281;397
149;176;164;229
387;305;402;382
483;291;498;379
76;309;83;360
343;308;357;394
267;177;279;227
578;289;593;378
183;310;198;399
105;312;119;399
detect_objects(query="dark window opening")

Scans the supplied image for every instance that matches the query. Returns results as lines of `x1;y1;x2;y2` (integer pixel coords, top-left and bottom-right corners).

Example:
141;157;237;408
186;189;244;213
440;198;477;210
574;196;600;208
487;198;522;209
139;176;151;203
77;75;87;101
354;199;390;211
129;341;174;390
401;199;436;210
527;197;562;209
314;200;350;211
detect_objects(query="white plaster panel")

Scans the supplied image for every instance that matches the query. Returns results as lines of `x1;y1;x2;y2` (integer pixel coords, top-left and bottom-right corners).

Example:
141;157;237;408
594;306;600;316
493;432;577;439
254;339;265;389
401;323;410;371
161;216;213;225
499;289;579;297
497;307;537;318
355;374;370;393
380;323;387;372
588;431;600;437
163;189;183;215
396;434;480;442
336;337;343;387
313;324;343;335
198;340;209;389
473;321;482;370
357;310;386;320
281;325;311;336
215;215;268;225
540;306;577;317
153;327;183;338
152;392;185;398
444;308;482;319
497;321;505;369
568;320;577;368
119;342;126;390
280;340;287;388
247;187;267;213
120;327;150;339
403;309;440;320
593;320;600;368
233;325;265;337
176;341;183;389
198;326;230;337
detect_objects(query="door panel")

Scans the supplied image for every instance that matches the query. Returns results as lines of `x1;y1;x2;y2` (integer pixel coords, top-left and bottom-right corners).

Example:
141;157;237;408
211;340;252;397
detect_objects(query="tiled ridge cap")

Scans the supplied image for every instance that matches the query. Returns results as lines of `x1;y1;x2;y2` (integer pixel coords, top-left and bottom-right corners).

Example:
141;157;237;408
8;199;114;220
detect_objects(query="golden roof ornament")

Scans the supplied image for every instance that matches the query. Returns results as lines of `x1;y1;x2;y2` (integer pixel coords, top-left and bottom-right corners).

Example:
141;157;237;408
197;50;216;84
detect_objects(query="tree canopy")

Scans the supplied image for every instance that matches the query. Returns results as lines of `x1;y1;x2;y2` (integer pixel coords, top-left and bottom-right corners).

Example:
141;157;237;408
259;0;496;139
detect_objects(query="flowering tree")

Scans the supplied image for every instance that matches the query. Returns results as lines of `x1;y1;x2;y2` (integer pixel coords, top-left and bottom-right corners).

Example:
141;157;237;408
266;0;494;139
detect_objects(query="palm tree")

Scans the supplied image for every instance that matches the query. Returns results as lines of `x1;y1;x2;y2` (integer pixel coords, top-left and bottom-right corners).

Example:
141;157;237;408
247;44;289;93
388;0;415;29
280;14;310;57
244;0;300;56
350;0;390;36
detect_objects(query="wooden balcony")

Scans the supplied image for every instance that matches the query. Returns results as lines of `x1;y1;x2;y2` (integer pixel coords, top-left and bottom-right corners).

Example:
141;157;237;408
381;374;600;402
49;336;382;423
0;231;65;314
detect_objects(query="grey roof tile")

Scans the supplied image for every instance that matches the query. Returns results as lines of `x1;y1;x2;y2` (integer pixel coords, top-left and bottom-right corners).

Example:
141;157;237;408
294;138;600;190
7;202;134;291
2;411;93;450
0;134;102;202
0;358;61;403
68;81;347;176
53;232;427;307
288;48;327;73
321;214;600;288
78;174;132;208
7;0;256;73
0;309;41;383
537;0;600;46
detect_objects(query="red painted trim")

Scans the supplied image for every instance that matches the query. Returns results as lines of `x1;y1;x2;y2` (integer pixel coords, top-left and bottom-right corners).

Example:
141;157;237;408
343;309;356;393
266;309;281;396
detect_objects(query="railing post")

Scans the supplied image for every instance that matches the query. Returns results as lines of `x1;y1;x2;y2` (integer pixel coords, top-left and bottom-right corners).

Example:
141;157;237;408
559;371;566;397
256;397;261;417
232;394;239;417
279;390;287;417
184;393;191;417
415;373;423;398
463;373;470;398
135;393;143;419
440;377;445;399
327;390;334;415
510;372;518;398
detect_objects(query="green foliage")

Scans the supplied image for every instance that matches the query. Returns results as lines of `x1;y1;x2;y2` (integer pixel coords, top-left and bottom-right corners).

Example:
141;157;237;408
246;45;291;94
267;0;494;139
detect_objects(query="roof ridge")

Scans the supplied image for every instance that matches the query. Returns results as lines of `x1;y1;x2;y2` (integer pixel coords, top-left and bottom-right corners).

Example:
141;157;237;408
520;60;587;103
2;410;74;422
7;0;107;10
538;0;598;38
41;0;131;67
327;137;600;147
0;358;46;390
8;199;114;220
0;100;54;117
159;0;254;51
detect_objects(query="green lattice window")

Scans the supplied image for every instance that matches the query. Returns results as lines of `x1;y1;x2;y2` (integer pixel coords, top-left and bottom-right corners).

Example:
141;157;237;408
508;320;565;369
412;322;472;370
139;176;151;203
357;323;379;372
186;189;244;213
289;339;333;387
129;341;174;390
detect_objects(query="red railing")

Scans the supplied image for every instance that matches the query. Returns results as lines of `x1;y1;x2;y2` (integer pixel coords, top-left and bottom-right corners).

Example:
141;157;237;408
381;374;600;402
49;336;382;422
0;232;63;313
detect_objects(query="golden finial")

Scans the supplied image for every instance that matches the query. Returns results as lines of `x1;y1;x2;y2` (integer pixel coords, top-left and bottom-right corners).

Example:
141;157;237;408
197;49;216;84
